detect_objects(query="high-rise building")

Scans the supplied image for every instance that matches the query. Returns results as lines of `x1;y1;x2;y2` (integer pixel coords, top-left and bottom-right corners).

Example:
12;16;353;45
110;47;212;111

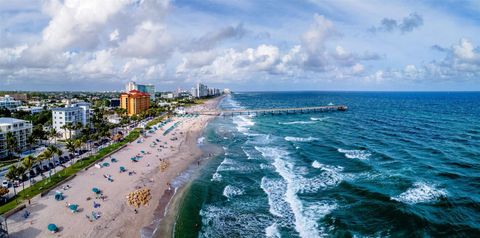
125;81;156;100
120;90;150;116
126;81;137;92
0;117;33;158
51;102;91;139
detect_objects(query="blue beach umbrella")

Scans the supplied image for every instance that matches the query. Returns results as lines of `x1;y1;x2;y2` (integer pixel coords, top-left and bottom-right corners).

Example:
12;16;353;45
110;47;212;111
48;223;58;232
69;204;78;212
119;166;126;172
92;187;101;194
102;162;110;167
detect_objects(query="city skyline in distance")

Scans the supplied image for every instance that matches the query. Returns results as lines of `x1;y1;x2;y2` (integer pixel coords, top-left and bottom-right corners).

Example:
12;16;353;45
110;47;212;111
1;0;480;92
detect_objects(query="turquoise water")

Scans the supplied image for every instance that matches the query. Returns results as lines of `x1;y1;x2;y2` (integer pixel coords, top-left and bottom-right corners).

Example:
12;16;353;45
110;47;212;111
174;92;480;237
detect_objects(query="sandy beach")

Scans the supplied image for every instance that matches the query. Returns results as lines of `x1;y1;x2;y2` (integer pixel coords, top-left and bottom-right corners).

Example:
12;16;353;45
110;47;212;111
7;96;223;238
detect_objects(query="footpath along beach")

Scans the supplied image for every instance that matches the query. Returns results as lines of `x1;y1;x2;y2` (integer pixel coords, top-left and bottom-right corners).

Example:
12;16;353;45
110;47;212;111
7;96;223;238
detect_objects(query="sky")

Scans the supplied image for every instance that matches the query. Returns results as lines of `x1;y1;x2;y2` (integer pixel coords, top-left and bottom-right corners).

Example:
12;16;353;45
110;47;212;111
1;0;480;92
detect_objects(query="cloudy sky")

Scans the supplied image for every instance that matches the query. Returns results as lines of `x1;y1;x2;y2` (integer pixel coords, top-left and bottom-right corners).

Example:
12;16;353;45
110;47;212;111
1;0;480;91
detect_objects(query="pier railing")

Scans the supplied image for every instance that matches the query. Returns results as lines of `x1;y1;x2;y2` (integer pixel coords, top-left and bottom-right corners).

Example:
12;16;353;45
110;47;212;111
191;105;348;116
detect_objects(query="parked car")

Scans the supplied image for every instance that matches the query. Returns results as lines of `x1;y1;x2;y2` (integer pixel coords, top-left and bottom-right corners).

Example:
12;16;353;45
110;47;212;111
2;180;10;188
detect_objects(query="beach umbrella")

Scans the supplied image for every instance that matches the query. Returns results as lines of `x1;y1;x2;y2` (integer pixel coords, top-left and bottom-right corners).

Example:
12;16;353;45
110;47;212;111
69;204;78;212
102;162;110;167
119;166;126;172
92;187;101;194
141;150;145;154
47;223;58;232
54;193;64;201
111;158;118;163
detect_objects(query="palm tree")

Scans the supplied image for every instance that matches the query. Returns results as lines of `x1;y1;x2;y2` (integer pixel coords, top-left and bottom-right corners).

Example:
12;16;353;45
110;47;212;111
5;132;18;160
62;122;76;139
38;146;54;177
26;134;36;153
5;165;22;198
49;128;58;145
65;139;76;155
46;145;61;173
21;155;35;186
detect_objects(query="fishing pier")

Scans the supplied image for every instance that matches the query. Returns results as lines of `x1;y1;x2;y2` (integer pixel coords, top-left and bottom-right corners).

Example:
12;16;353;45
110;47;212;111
191;105;348;116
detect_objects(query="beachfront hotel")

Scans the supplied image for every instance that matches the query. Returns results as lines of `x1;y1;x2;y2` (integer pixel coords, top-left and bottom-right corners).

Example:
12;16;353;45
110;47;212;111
120;90;150;116
51;102;91;139
0;117;32;158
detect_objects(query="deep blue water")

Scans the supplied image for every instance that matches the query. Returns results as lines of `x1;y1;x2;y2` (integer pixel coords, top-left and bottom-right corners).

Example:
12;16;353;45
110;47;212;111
174;92;480;238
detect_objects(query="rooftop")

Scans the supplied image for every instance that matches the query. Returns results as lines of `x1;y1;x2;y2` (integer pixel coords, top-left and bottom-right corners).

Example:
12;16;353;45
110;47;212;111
0;117;29;126
121;90;150;97
51;107;81;112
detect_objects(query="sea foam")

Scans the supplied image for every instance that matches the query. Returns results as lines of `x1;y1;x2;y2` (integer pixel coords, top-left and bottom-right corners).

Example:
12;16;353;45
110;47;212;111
260;177;291;217
233;115;255;133
310;117;329;121
273;157;338;237
285;136;318;142
338;148;371;160
392;182;447;204
256;146;337;237
223;185;245;199
265;223;281;238
211;172;222;182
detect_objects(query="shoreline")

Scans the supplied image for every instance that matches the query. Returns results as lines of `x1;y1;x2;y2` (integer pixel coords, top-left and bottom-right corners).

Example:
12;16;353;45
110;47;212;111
7;95;225;238
152;136;225;238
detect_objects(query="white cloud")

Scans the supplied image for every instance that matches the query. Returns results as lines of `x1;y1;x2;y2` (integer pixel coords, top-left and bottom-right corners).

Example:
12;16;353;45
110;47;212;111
453;38;477;61
118;21;173;59
352;63;364;74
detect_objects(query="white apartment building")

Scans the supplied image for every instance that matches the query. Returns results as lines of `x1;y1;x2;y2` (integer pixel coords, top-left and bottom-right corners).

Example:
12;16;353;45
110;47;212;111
0;118;32;158
16;106;44;114
0;95;22;110
51;102;91;139
191;83;209;98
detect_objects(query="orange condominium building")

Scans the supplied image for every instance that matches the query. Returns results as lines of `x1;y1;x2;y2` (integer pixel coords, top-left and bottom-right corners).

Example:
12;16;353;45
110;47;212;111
120;90;150;116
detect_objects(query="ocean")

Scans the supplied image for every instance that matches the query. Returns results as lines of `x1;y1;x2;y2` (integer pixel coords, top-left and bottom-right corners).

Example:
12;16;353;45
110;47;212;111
173;91;480;237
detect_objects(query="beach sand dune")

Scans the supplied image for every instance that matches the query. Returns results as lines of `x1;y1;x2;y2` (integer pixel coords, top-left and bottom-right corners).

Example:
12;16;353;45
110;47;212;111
7;97;223;238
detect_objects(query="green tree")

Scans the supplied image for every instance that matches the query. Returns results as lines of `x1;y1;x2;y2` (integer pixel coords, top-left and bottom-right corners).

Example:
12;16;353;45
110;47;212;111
21;155;35;186
49;127;58;145
26;134;35;153
61;122;74;139
65;139;76;155
5;165;24;198
5;132;19;159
